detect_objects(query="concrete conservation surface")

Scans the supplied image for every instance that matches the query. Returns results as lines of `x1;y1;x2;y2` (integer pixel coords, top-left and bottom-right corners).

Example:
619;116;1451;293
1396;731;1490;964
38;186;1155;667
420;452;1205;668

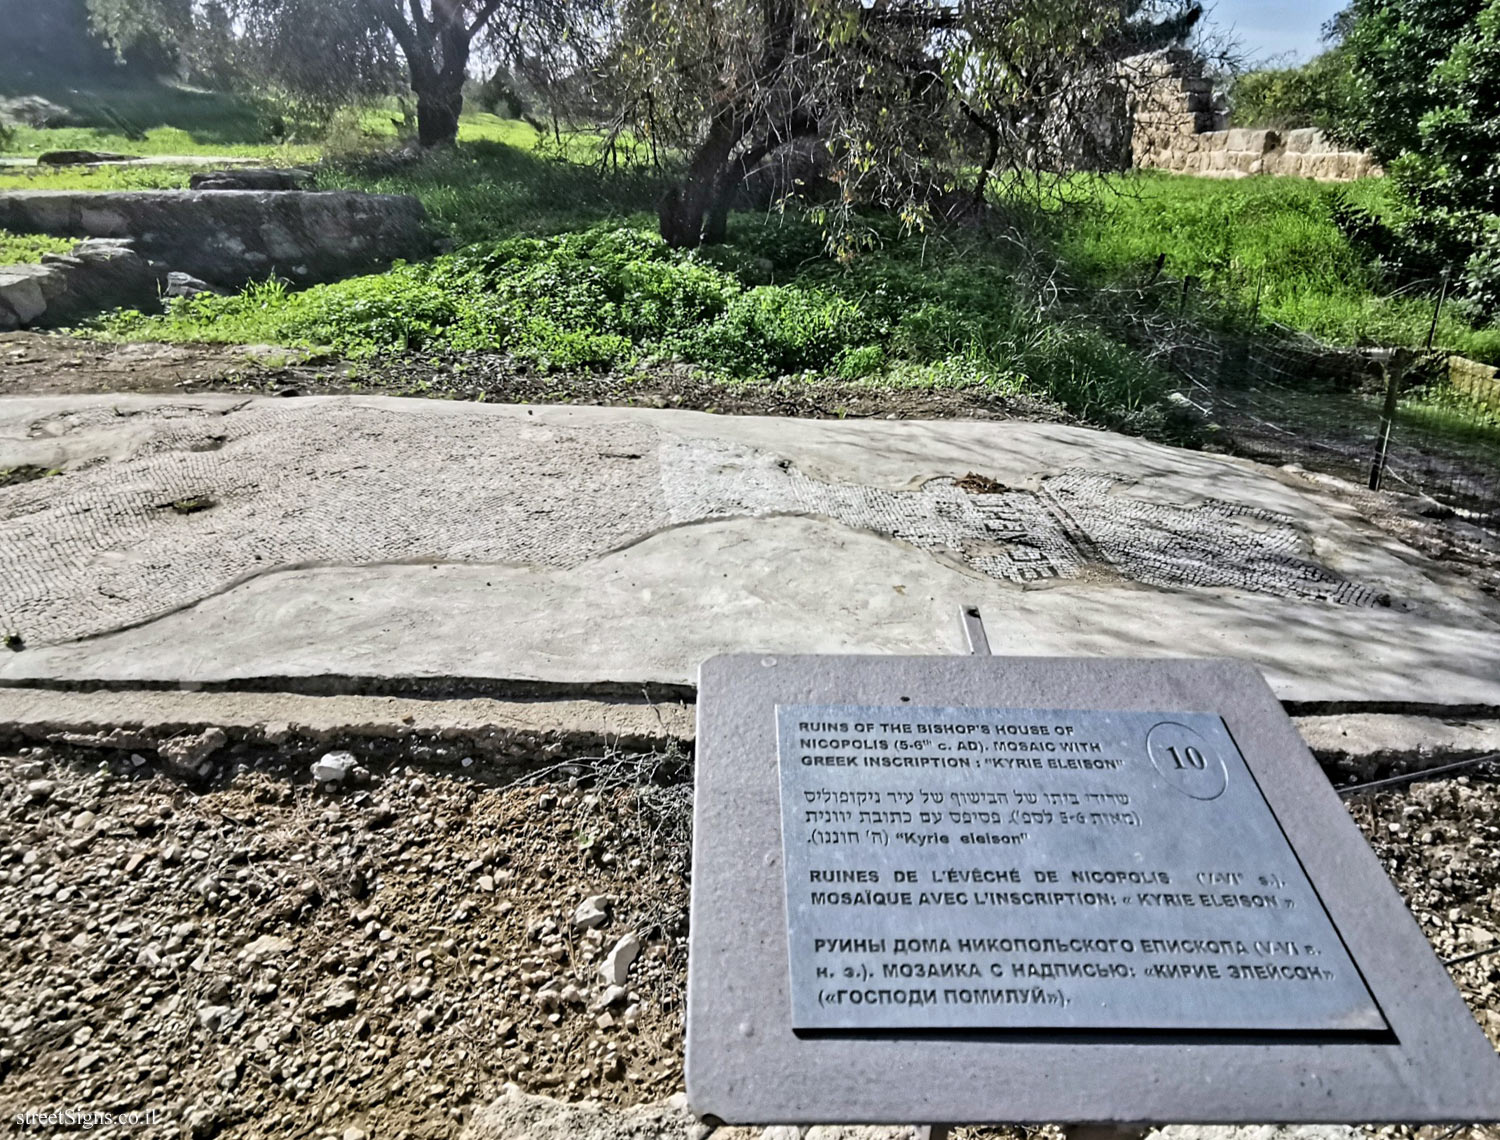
2;393;1499;709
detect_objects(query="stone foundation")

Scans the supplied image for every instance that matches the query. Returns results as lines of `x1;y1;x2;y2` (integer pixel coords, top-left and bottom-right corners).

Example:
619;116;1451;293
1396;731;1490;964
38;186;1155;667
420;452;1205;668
1138;126;1381;181
0;239;157;331
1127;51;1379;181
0;189;430;289
1448;355;1500;412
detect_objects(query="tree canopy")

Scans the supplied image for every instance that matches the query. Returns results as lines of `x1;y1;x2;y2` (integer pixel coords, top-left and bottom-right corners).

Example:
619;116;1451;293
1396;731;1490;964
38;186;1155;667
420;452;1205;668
593;0;1201;248
85;0;584;145
1334;0;1500;310
1228;49;1357;133
0;0;172;89
78;0;1203;249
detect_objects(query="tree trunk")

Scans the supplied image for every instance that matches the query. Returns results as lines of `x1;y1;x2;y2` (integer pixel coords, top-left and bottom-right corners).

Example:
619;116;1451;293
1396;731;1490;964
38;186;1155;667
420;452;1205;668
415;76;464;147
659;115;740;248
702;163;745;245
660;0;803;246
702;118;819;244
961;101;1002;211
403;7;472;149
702;191;733;246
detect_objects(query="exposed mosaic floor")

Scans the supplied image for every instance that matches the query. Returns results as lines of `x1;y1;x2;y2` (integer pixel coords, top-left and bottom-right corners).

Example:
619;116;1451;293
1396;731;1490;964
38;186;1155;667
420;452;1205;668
1;403;1385;648
660;439;1387;605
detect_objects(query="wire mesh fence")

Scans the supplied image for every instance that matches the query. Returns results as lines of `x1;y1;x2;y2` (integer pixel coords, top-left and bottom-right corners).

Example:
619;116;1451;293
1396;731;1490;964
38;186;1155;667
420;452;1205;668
1103;280;1500;529
1385;364;1500;525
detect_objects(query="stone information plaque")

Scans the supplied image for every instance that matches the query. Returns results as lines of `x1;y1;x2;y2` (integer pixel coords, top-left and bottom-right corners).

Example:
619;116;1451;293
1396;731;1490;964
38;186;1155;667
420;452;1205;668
777;703;1386;1033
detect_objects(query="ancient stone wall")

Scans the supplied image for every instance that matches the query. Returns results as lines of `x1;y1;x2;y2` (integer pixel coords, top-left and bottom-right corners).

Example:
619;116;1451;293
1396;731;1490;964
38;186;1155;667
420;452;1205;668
0;239;157;332
0;189;430;289
1139;125;1382;181
1127;49;1226;161
1448;356;1500;413
1128;51;1380;182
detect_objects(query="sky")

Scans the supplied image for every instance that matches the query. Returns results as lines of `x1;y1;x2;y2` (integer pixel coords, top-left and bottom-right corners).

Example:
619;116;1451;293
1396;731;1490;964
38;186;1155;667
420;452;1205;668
1203;0;1349;64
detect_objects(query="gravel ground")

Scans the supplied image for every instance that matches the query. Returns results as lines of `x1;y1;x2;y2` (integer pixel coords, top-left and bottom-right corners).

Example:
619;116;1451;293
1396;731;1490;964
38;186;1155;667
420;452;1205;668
1345;772;1500;1035
0;745;1495;1140
0;746;691;1140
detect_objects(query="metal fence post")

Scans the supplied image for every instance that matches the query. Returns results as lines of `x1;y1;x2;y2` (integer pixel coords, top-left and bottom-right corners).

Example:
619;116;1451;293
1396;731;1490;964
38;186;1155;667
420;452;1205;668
1426;267;1452;352
1368;354;1405;492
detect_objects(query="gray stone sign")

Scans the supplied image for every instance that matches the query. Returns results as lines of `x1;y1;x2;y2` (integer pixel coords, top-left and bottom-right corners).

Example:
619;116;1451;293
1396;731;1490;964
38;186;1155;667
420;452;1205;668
687;656;1500;1126
776;705;1383;1033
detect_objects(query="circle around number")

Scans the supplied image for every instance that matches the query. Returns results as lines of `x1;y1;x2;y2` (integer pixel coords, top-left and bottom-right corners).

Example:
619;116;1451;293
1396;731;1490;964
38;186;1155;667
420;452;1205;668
1147;722;1228;801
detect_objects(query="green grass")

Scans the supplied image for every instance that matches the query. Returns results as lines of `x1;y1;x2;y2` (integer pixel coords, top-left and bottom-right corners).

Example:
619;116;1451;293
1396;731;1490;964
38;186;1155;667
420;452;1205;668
0;165;203;191
0;81;548;162
325;148;1500;367
17;84;1490;440
1400;386;1500;448
0;79;312;159
1058;172;1500;363
322;137;665;246
8;74;1493;366
86;128;1500;435
97;221;1176;433
0;230;73;264
1;123;321;162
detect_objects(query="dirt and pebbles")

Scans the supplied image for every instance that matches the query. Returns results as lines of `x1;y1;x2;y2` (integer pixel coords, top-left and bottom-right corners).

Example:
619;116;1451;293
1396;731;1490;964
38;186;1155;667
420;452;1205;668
0;745;691;1140
0;739;1497;1140
0;332;1066;424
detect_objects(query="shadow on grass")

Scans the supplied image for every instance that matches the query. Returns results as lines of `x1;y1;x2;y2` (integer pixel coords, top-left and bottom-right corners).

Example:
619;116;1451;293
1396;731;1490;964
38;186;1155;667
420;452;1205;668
1;76;273;148
325;139;672;245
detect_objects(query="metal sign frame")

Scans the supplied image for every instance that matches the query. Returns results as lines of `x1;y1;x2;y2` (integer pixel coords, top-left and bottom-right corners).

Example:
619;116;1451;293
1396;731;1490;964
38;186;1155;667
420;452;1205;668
685;655;1500;1126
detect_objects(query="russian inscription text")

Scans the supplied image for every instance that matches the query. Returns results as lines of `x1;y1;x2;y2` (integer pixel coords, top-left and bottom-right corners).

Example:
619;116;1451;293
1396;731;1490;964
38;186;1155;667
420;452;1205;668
776;705;1385;1033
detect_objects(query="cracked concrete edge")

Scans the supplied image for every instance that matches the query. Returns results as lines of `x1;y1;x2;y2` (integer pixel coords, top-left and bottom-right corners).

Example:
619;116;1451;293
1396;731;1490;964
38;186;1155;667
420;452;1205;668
1294;713;1500;777
0;687;1494;785
461;1085;950;1138
0;687;694;763
458;1087;1369;1139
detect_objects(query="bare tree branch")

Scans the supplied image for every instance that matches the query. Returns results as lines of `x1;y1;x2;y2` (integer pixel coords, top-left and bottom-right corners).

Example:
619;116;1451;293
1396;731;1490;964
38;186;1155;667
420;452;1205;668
466;0;509;40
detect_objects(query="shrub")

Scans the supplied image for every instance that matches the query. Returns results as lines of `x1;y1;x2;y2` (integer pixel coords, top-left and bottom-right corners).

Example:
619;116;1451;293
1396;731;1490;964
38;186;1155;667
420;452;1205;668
99;220;1179;428
836;344;886;380
1339;0;1500;314
685;286;870;377
1229;49;1357;132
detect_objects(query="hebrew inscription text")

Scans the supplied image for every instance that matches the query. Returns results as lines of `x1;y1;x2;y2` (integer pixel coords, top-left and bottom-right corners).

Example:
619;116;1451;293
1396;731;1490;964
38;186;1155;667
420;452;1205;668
776;705;1385;1033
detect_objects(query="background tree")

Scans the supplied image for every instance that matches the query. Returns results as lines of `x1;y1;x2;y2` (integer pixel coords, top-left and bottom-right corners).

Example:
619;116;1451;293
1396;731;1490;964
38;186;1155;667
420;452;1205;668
88;0;589;146
1227;18;1358;134
595;0;1200;250
0;0;176;90
87;0;399;130
1333;0;1500;311
356;0;513;147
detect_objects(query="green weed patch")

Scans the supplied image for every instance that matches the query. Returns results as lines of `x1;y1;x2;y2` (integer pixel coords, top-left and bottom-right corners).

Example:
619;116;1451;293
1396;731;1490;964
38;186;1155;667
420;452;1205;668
0;230;73;264
1059;173;1500;363
98;222;1174;431
0;166;200;192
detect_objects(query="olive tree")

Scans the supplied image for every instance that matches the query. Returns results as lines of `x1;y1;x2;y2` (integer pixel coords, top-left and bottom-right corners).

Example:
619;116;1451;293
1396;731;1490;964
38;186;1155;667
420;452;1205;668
592;0;1201;248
